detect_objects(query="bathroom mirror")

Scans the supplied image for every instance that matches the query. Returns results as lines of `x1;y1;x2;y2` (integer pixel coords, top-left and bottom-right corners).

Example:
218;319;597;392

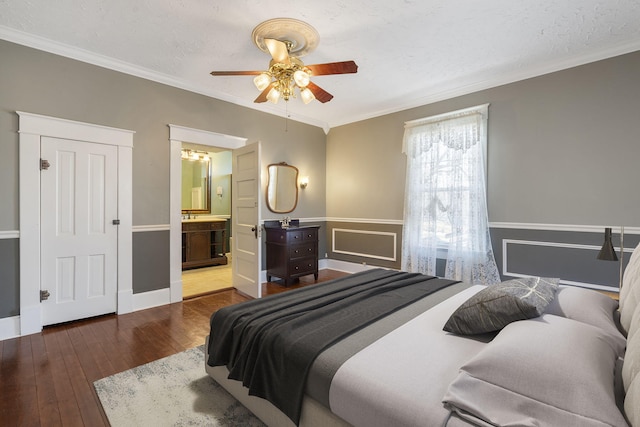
266;162;299;213
182;156;211;214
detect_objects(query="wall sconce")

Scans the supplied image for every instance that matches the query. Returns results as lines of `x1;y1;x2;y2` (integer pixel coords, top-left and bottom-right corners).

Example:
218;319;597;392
299;176;309;189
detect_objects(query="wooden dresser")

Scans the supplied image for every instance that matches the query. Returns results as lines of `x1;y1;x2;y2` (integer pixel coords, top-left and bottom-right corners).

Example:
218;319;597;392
264;221;320;286
182;219;228;270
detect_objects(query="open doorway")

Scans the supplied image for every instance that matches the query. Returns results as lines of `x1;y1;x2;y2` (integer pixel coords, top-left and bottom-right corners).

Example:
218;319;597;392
181;144;232;298
168;124;248;304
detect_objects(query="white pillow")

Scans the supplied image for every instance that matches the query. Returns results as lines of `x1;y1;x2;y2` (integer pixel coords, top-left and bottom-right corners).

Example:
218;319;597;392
443;315;627;427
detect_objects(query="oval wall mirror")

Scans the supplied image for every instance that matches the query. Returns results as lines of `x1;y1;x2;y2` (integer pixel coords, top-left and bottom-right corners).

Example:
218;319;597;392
266;162;299;213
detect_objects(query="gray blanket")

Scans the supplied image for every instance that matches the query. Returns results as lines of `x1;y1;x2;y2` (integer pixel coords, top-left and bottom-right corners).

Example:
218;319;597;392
207;269;458;425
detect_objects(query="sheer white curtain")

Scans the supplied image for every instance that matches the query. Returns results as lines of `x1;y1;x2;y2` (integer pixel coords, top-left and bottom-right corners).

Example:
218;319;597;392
401;105;500;285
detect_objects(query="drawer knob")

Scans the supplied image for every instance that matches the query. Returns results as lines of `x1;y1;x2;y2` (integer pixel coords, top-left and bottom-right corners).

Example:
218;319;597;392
295;266;299;270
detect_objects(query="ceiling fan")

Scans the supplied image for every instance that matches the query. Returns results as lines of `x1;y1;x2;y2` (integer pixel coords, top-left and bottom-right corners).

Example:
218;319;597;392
210;18;358;105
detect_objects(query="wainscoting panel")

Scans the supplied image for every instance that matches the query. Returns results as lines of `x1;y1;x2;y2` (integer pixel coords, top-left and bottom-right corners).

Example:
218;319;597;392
326;221;402;269
332;228;397;261
490;226;639;292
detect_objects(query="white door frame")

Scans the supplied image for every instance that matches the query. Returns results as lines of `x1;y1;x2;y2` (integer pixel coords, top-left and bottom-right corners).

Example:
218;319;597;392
168;124;247;302
18;111;134;336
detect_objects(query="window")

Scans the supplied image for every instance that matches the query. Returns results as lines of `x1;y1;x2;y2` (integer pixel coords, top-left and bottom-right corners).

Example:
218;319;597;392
401;104;500;285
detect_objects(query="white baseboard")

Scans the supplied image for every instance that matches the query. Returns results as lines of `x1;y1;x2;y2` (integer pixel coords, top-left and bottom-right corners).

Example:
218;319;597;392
323;259;385;274
0;315;20;341
132;288;171;312
0;260;375;341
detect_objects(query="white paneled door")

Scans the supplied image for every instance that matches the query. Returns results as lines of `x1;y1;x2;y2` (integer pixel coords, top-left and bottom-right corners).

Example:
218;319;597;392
40;137;118;326
232;142;261;298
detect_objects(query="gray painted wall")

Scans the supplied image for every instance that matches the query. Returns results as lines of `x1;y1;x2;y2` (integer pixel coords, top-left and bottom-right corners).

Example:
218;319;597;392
2;38;638;320
0;239;19;318
327;50;640;226
325;50;640;287
133;231;170;294
0;40;327;319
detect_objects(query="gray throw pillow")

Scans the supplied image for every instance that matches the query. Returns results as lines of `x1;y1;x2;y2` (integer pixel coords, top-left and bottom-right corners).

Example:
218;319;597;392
443;277;559;335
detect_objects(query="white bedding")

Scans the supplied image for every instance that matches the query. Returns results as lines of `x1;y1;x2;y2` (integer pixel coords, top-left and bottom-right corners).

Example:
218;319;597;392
329;285;487;427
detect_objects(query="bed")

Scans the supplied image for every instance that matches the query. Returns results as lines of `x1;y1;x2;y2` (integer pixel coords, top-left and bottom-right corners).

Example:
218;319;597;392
205;245;640;427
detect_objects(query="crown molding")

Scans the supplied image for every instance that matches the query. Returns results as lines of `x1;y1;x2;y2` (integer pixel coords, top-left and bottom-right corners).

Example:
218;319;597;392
0;26;330;133
327;39;640;128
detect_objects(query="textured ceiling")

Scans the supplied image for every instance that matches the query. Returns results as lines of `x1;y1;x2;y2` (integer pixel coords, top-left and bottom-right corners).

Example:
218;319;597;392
1;0;640;131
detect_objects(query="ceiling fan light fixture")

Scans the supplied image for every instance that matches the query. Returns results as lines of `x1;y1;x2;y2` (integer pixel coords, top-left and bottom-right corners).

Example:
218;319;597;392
211;19;358;105
293;69;310;88
253;73;271;90
300;87;315;104
267;87;281;104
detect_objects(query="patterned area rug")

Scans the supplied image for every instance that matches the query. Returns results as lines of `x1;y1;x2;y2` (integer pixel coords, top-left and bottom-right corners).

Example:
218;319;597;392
94;346;265;426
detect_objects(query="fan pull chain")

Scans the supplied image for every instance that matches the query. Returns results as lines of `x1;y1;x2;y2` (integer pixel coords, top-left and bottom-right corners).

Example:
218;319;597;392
285;102;289;132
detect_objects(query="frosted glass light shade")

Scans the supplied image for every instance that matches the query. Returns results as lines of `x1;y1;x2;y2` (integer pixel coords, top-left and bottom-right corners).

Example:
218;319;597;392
293;70;310;87
253;73;271;90
267;87;280;103
300;87;315;104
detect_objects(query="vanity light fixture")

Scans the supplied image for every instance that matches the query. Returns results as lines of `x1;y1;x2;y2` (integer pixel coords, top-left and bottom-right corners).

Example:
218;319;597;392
299;176;309;189
182;148;210;161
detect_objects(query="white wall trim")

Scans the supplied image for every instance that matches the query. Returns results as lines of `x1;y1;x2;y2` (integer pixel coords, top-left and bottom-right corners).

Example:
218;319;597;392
17;111;134;146
324;259;391;274
490;222;639;234
501;238;627;292
18;111;134;337
0;230;19;239
169;124;247;303
169;124;247;149
325;217;404;225
0;27;327;131
132;224;171;232
332;228;397;262
0;315;20;341
132;288;171;312
5;26;640;131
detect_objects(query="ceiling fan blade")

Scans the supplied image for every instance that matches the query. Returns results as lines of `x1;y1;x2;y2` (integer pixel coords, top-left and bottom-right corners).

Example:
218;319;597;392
264;38;291;64
254;82;276;103
210;70;263;76
306;61;358;76
306;81;334;103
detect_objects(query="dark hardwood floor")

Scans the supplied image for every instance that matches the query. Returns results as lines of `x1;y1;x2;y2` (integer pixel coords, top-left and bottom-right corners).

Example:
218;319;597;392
0;269;349;426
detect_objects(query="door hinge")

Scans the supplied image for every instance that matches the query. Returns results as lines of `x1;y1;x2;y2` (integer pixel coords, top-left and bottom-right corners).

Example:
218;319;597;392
40;289;50;301
112;219;120;225
40;158;50;170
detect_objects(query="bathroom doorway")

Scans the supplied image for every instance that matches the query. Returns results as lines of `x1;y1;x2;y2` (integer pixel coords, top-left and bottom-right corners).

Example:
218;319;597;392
181;144;233;298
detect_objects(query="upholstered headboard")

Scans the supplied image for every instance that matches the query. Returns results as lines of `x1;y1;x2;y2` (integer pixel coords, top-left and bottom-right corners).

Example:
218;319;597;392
620;244;640;426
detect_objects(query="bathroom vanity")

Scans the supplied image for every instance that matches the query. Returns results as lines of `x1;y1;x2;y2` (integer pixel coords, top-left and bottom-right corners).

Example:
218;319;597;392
182;218;228;269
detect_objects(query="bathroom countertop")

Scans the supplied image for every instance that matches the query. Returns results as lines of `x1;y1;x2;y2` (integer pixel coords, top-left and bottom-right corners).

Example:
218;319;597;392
181;217;227;223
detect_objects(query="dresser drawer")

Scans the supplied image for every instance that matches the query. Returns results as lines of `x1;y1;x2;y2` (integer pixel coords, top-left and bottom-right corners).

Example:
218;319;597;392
290;257;317;276
285;229;305;243
302;229;318;241
289;242;317;259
